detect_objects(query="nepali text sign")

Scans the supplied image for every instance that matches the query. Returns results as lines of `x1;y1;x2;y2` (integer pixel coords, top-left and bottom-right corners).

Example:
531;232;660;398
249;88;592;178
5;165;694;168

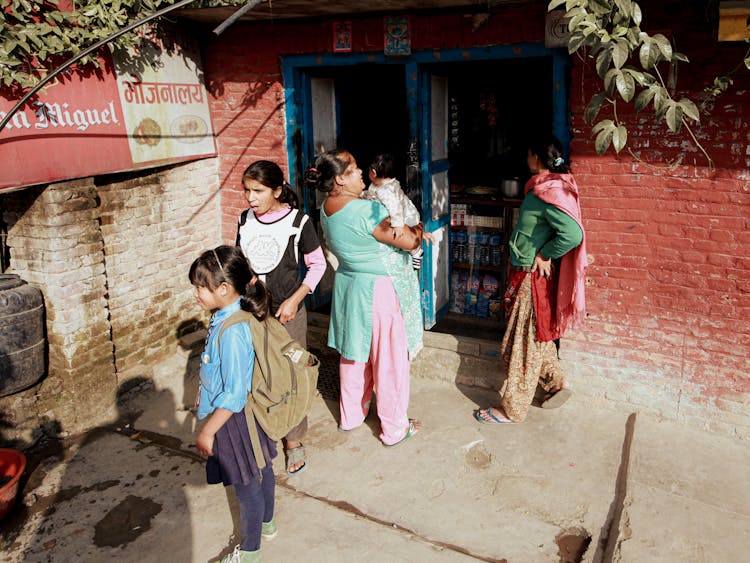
0;36;216;192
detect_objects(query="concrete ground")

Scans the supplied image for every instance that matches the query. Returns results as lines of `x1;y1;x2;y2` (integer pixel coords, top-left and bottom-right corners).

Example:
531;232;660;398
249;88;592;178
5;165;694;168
2;348;749;563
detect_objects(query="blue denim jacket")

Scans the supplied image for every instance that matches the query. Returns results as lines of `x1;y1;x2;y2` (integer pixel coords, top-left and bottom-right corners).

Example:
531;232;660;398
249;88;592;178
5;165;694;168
197;298;255;420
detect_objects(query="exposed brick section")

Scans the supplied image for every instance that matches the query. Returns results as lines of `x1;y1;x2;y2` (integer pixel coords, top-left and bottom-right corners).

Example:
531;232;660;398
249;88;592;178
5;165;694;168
96;158;221;380
1;179;117;441
0;158;221;444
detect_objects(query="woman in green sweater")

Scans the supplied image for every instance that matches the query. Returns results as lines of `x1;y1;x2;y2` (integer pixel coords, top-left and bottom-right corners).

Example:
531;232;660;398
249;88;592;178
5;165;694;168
476;136;588;424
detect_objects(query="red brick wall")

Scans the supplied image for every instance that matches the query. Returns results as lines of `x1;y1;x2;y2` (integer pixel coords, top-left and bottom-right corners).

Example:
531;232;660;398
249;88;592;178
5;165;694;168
564;3;750;436
204;2;749;436
205;2;546;242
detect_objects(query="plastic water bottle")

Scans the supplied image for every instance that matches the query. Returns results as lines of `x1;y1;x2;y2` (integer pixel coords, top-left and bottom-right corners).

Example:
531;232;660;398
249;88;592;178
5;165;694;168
489;233;502;266
479;233;490;266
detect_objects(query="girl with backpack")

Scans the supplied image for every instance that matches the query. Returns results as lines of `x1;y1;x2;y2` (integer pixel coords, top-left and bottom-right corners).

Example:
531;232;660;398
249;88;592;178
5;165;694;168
236;160;326;476
190;245;278;563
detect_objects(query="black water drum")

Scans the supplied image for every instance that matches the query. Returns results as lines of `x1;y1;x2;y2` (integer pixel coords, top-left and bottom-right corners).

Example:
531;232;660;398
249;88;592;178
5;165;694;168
0;274;45;397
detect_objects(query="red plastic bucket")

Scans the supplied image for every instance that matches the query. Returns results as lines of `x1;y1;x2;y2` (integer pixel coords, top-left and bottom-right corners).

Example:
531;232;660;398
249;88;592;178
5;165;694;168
0;448;26;520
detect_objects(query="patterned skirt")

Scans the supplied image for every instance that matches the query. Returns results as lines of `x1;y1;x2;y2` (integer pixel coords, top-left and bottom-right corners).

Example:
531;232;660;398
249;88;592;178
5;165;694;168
499;273;564;422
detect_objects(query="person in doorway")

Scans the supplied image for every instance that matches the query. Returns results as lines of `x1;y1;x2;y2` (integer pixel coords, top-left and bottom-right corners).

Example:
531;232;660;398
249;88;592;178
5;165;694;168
236;160;326;476
190;245;277;563
362;153;431;269
303;149;423;446
475;136;587;424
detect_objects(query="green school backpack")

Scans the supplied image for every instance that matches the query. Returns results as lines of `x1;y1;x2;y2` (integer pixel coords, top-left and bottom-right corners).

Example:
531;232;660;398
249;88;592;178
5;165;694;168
217;309;319;470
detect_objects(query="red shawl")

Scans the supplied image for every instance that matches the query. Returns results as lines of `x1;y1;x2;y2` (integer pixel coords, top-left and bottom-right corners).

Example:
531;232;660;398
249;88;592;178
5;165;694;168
525;171;588;339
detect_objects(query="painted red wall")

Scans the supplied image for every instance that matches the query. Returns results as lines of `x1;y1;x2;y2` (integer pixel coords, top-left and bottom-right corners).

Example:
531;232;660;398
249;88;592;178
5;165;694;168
564;4;749;435
203;2;749;435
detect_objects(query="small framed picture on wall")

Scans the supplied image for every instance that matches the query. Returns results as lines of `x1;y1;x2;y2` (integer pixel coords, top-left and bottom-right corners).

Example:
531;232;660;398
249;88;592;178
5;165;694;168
384;16;411;56
333;21;353;52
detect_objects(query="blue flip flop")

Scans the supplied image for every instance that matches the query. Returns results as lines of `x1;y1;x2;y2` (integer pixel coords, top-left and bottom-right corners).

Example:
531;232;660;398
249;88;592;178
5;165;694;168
474;407;514;424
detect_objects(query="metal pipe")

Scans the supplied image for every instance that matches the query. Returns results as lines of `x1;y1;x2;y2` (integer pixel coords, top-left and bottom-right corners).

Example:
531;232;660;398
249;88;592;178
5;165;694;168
213;0;263;36
0;0;198;134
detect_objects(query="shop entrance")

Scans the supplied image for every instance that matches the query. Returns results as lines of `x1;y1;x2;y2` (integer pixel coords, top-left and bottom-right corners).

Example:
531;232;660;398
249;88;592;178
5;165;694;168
430;57;553;337
283;46;568;335
308;64;410;189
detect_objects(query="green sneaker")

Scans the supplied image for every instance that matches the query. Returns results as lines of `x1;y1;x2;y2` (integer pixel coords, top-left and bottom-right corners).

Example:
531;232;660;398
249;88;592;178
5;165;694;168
220;545;261;563
261;518;278;540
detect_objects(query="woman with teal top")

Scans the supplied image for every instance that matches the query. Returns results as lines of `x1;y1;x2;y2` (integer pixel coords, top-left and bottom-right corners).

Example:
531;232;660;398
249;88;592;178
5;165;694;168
304;149;423;446
476;136;588;424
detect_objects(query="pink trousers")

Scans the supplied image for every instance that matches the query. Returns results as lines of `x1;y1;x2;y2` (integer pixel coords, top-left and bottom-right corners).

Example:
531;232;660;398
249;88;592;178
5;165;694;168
339;276;411;445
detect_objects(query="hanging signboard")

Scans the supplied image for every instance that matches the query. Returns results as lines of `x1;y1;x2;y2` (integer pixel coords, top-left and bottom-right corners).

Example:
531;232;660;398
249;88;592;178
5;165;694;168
0;34;216;192
545;10;570;48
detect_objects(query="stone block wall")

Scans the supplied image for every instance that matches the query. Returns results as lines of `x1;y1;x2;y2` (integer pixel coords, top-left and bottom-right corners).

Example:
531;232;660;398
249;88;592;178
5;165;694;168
1;179;117;443
97;159;221;382
0;157;220;446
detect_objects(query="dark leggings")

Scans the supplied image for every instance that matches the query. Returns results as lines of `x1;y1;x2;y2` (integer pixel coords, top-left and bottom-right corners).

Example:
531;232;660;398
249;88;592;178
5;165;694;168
234;464;275;551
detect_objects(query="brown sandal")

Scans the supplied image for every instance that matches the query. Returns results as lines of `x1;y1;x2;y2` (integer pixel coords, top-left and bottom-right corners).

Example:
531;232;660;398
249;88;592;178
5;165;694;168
541;388;572;409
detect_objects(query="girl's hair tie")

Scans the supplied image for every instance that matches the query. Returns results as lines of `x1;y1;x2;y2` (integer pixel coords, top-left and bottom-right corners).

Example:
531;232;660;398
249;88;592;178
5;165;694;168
309;167;318;173
553;157;564;167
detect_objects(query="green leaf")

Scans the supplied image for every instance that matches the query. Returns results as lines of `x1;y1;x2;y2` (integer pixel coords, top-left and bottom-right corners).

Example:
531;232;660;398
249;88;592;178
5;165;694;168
604;68;621;94
611;40;628;69
652;33;673;60
592;119;615;136
673;52;689;63
639;40;657;69
626;28;641;47
594;125;614;155
634;87;655;111
568;32;587;53
569;12;589;31
679;98;699;122
612;124;628;153
652;87;668;113
585;92;607;124
744;55;750;70
590;0;612;16
596;48;613;78
548;0;568;10
632;2;642;26
665;102;683;133
612;25;629;38
715;76;733;91
615;71;635;101
626;67;652;86
614;0;632;18
26;31;44;49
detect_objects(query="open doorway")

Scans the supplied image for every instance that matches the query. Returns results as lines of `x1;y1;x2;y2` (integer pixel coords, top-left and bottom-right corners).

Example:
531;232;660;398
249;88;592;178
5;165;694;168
314;64;409;186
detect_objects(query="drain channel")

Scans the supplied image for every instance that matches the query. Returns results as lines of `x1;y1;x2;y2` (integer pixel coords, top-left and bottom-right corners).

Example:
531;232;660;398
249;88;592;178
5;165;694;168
595;412;637;561
280;481;507;562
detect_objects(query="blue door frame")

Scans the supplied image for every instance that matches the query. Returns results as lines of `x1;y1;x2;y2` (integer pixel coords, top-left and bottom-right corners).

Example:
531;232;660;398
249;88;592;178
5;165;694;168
281;44;569;319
